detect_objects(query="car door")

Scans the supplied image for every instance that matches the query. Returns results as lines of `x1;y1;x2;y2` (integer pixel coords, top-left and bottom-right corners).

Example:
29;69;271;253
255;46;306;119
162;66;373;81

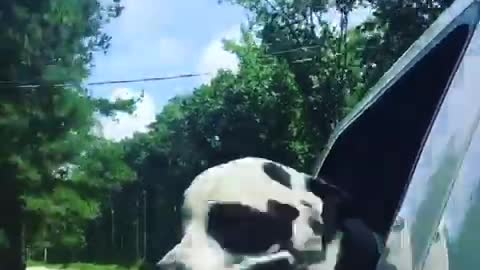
420;21;480;270
378;2;480;270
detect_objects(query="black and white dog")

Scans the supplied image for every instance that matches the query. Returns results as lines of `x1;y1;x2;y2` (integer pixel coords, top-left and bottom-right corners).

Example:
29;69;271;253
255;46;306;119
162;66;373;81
157;157;382;270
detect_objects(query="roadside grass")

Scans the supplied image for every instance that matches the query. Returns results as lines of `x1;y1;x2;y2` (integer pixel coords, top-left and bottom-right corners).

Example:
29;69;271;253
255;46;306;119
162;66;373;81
27;260;148;270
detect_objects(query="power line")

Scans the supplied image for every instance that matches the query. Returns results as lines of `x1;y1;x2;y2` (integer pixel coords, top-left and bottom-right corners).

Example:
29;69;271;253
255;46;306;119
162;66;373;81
0;72;211;89
0;43;326;89
269;44;324;55
88;72;211;86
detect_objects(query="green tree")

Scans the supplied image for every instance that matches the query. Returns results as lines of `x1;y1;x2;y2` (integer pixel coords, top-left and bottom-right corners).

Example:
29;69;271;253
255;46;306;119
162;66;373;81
220;0;370;160
65;138;136;263
358;0;455;88
0;0;134;269
178;31;307;168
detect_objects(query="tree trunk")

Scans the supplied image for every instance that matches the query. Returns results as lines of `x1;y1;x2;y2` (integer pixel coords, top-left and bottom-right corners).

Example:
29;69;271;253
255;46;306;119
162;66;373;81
111;206;115;250
0;181;26;270
135;198;139;260
44;247;48;263
143;189;147;260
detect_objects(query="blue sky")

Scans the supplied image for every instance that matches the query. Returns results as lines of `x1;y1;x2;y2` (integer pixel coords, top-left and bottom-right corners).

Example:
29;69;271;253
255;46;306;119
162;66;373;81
89;0;247;101
89;0;247;140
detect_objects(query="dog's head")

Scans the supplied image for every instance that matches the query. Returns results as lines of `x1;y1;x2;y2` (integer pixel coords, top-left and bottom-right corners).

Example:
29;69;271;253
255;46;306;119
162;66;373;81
156;157;349;270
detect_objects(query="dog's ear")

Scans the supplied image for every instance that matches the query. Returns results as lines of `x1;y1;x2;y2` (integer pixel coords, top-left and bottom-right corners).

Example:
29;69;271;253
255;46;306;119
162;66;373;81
306;176;350;202
306;176;351;250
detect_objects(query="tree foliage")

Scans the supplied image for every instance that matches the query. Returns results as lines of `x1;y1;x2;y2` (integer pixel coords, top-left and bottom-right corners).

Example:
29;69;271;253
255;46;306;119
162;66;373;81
0;0;135;269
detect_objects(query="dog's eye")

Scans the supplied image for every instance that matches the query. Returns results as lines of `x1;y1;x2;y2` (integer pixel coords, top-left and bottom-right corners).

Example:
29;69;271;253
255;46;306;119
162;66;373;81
300;200;313;208
309;216;324;235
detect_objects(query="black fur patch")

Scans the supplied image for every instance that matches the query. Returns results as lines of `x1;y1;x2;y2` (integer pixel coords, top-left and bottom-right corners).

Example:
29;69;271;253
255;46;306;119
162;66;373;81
306;176;350;201
306;176;352;250
206;200;299;254
267;199;299;222
262;162;291;188
335;218;382;270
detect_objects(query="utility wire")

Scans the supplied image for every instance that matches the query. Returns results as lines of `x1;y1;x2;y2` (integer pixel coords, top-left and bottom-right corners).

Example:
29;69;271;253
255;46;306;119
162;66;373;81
0;43;326;89
88;72;212;86
269;44;324;55
0;72;211;89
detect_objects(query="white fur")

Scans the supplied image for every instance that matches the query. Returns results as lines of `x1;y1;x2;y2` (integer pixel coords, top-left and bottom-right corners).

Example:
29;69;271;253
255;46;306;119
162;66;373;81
158;157;328;270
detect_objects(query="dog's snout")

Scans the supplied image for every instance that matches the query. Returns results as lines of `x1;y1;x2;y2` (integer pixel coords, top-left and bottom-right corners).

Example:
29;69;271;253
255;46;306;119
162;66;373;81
157;244;185;270
156;261;186;270
157;253;184;270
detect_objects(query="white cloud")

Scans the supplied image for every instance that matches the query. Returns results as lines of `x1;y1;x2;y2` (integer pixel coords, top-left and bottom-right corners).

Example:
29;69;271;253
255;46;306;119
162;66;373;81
98;88;156;141
198;25;242;84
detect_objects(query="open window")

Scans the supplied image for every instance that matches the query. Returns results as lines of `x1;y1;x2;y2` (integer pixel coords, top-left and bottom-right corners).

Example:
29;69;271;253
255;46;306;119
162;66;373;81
316;1;478;240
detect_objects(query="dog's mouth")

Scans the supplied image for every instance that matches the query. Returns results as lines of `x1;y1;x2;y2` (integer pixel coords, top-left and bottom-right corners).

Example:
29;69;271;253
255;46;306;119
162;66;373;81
236;245;325;270
236;251;295;270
